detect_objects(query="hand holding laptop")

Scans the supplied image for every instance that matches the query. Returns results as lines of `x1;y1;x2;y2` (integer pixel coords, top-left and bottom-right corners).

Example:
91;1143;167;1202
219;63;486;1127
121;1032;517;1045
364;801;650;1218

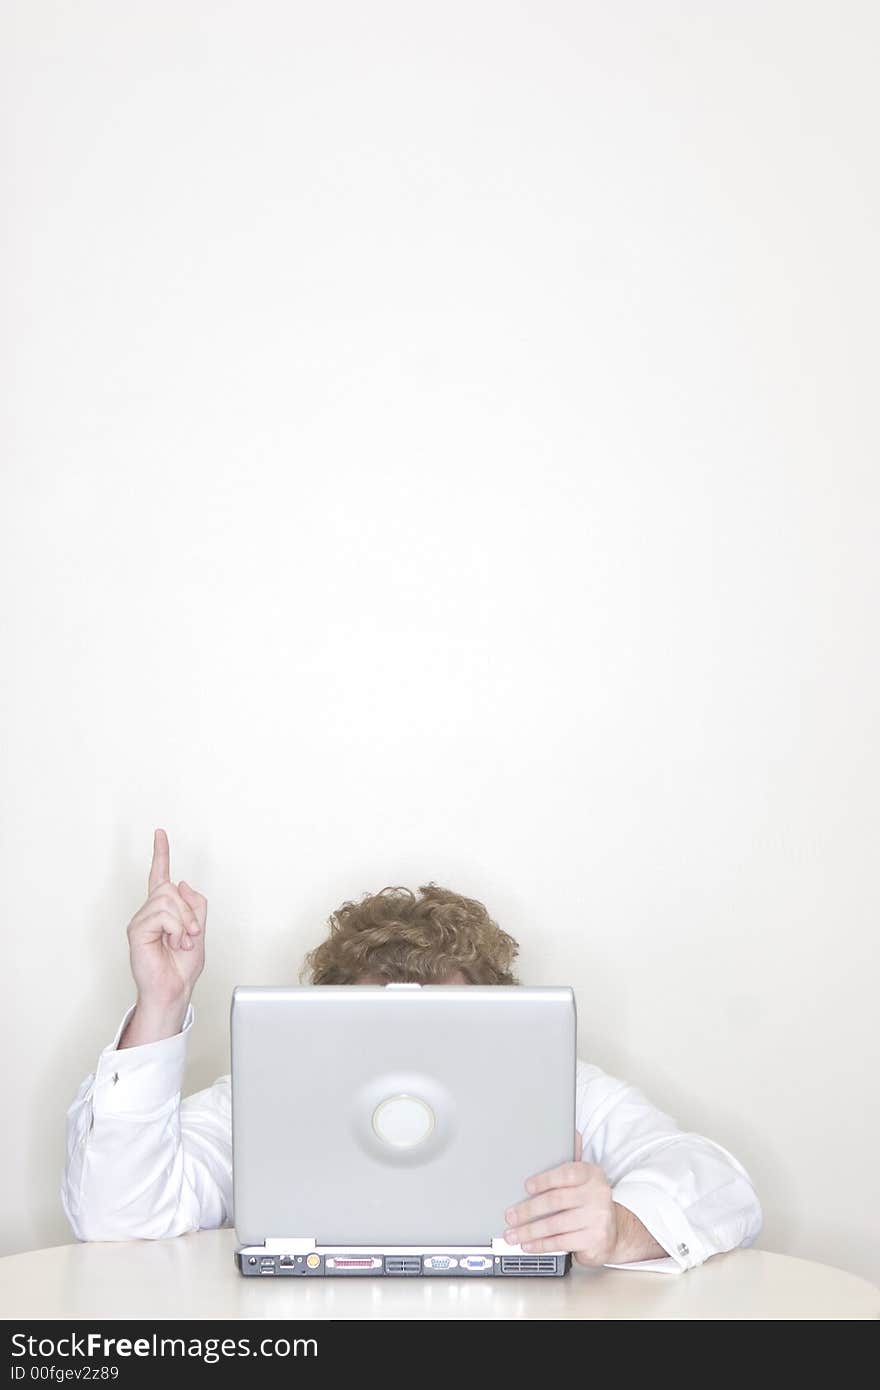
504;1130;621;1267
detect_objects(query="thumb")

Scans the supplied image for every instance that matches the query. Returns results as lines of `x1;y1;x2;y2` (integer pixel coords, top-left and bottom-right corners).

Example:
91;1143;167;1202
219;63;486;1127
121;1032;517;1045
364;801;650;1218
575;1129;583;1162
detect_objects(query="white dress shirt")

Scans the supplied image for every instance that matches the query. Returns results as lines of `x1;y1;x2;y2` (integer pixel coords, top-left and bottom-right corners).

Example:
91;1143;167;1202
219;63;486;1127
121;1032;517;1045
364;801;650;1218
61;1004;762;1273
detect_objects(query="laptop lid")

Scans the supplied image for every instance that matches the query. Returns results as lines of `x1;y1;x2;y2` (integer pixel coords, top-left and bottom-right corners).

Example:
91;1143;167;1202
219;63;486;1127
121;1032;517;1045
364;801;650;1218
231;984;576;1247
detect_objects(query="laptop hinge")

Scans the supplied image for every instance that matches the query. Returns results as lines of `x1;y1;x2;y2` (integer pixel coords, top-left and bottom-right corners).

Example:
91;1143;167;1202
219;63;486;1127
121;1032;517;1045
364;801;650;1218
255;1237;319;1254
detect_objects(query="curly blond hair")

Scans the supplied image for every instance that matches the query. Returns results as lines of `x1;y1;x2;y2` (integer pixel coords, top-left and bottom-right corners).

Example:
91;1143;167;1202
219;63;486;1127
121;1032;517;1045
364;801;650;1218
300;883;520;985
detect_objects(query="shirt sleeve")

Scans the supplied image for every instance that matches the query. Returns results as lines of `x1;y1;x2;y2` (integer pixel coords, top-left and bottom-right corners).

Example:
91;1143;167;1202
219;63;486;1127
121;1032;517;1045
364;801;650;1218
576;1060;762;1274
61;1004;233;1241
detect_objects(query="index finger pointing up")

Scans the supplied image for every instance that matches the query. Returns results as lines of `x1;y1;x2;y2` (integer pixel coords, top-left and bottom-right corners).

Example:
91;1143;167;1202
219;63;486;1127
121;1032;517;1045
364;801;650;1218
148;827;171;894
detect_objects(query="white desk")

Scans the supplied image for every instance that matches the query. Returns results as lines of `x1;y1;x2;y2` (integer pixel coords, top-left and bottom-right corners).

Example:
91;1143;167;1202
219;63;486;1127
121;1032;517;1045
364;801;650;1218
1;1231;878;1320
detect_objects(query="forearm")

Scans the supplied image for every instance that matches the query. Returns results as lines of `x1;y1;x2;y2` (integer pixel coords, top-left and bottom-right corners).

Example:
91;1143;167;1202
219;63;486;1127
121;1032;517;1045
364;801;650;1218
608;1143;763;1269
581;1068;763;1270
63;1007;232;1241
118;996;190;1048
64;1007;194;1240
64;1092;188;1240
608;1202;667;1263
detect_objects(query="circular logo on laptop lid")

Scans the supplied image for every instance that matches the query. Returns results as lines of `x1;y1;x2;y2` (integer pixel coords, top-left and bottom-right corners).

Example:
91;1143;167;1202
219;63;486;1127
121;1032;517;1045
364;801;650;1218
371;1094;436;1148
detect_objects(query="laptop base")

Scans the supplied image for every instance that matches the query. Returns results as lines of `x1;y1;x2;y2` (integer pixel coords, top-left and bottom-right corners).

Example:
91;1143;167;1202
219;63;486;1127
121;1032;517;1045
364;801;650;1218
235;1237;570;1277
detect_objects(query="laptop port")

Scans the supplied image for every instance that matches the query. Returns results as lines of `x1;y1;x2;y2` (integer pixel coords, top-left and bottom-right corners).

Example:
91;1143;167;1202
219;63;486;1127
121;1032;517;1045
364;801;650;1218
325;1256;382;1270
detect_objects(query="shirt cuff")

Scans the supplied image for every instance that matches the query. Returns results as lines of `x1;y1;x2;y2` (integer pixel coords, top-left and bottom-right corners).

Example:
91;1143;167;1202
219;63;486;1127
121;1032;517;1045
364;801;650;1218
92;1003;194;1116
607;1179;708;1273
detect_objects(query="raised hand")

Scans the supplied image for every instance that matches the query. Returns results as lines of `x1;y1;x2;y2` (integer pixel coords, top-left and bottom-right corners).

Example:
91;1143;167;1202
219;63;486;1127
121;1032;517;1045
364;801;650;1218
118;829;208;1049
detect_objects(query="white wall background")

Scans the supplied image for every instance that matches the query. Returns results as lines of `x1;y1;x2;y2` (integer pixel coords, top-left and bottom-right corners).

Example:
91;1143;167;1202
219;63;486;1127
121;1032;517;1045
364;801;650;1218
2;0;878;1284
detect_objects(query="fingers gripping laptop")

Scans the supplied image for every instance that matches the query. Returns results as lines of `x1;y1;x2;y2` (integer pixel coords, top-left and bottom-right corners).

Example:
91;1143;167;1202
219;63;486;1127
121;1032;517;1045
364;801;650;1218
232;983;576;1277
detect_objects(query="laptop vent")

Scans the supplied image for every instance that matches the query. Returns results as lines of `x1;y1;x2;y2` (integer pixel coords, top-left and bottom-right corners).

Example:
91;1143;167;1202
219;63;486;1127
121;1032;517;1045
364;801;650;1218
385;1257;422;1275
500;1256;557;1274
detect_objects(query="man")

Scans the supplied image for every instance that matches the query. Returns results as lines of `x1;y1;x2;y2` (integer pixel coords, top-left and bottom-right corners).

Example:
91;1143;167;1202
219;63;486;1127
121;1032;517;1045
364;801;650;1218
62;830;762;1270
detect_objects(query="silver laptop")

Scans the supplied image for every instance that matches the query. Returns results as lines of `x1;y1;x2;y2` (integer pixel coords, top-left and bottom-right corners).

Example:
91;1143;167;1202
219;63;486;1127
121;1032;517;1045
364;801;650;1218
231;983;576;1277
